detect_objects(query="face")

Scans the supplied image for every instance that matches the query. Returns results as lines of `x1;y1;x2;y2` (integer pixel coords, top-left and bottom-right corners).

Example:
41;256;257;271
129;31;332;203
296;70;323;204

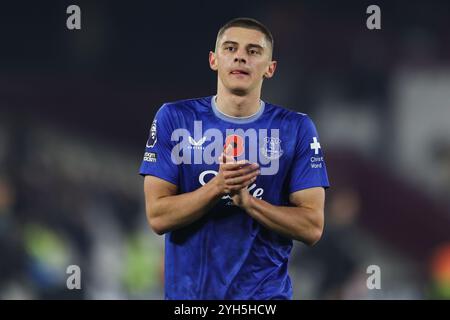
209;27;277;95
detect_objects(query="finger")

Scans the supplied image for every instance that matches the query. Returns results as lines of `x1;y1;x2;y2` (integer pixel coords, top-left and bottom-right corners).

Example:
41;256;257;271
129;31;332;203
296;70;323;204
223;163;259;179
219;149;236;164
224;154;236;164
219;152;226;164
222;143;234;163
221;160;250;171
228;177;257;192
221;153;235;164
221;159;248;167
221;162;246;171
226;170;260;186
225;169;260;185
241;175;258;188
225;143;233;156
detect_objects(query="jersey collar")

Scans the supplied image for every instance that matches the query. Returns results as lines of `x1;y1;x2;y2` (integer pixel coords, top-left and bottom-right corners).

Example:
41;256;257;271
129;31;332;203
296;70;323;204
210;95;265;124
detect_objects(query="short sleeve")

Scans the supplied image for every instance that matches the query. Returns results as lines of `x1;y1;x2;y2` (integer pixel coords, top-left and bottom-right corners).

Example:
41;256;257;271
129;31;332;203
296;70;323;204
139;104;179;186
289;115;330;193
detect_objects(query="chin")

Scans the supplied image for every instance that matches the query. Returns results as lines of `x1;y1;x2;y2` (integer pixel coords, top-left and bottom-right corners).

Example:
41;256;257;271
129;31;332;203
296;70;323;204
229;87;249;96
226;82;252;95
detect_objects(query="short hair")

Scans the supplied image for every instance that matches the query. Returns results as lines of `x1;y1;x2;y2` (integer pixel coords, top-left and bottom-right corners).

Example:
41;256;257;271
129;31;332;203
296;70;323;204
215;17;274;54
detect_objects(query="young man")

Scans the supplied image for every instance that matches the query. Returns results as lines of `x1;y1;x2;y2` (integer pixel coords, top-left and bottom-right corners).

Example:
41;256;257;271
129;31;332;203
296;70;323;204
139;17;330;299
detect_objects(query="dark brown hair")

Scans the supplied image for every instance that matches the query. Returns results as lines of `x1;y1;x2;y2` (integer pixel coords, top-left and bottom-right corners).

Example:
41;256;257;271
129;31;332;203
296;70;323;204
216;17;274;53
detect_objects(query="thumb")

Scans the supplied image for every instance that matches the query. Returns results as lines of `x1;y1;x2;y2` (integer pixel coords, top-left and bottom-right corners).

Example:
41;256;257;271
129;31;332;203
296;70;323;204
225;143;233;156
222;143;234;163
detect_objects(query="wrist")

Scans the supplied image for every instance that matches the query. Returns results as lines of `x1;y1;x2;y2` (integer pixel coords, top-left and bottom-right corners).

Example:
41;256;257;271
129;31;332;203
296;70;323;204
208;176;226;199
241;193;255;211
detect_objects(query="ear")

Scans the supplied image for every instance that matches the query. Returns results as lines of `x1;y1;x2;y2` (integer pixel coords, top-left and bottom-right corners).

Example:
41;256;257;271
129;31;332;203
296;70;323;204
209;51;218;71
263;60;277;79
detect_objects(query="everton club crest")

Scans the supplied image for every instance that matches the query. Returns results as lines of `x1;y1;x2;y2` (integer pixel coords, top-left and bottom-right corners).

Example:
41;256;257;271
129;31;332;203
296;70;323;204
261;136;283;160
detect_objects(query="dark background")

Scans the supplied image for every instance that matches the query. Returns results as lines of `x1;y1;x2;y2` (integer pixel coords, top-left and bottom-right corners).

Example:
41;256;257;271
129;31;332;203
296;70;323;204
1;0;450;299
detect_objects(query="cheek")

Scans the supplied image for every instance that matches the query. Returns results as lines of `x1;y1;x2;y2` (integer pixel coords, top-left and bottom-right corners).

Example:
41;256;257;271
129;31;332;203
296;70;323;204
216;57;229;73
217;66;228;79
250;64;266;79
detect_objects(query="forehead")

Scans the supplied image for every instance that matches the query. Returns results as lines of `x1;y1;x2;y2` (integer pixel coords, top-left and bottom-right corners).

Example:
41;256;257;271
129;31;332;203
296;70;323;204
219;27;269;48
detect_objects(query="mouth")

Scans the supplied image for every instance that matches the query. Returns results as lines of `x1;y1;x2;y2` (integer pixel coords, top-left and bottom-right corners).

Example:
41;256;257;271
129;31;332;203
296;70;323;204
230;69;250;76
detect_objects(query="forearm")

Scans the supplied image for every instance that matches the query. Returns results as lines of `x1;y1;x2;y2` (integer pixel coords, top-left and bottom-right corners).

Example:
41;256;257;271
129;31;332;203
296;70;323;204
148;178;222;234
242;197;323;245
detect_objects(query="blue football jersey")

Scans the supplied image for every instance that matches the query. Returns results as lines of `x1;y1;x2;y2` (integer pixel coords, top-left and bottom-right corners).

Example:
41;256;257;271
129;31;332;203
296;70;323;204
139;95;330;299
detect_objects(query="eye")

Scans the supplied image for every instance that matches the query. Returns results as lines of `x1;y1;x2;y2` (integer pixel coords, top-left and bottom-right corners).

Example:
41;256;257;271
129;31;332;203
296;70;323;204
225;46;236;52
249;49;260;55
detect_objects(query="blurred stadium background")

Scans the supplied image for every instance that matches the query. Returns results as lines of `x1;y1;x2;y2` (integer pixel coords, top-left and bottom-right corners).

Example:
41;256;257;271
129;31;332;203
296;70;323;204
1;0;450;299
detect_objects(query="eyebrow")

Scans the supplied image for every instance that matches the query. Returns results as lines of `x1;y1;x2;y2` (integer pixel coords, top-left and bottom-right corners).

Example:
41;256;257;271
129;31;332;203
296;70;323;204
221;41;265;50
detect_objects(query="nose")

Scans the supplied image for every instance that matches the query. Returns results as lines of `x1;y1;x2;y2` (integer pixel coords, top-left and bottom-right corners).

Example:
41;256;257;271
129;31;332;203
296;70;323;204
234;48;247;64
234;56;246;64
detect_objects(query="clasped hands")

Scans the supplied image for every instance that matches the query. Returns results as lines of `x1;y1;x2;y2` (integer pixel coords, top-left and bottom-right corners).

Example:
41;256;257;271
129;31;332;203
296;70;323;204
214;144;261;208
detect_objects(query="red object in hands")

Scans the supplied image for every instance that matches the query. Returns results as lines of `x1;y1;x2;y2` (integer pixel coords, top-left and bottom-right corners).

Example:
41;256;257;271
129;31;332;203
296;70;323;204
224;134;244;157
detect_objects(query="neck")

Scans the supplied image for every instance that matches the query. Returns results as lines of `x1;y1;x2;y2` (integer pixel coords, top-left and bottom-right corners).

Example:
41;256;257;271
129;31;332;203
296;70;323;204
215;82;262;118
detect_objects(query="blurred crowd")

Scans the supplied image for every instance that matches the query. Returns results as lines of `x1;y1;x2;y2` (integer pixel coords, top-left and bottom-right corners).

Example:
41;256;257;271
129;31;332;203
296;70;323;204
0;119;164;299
